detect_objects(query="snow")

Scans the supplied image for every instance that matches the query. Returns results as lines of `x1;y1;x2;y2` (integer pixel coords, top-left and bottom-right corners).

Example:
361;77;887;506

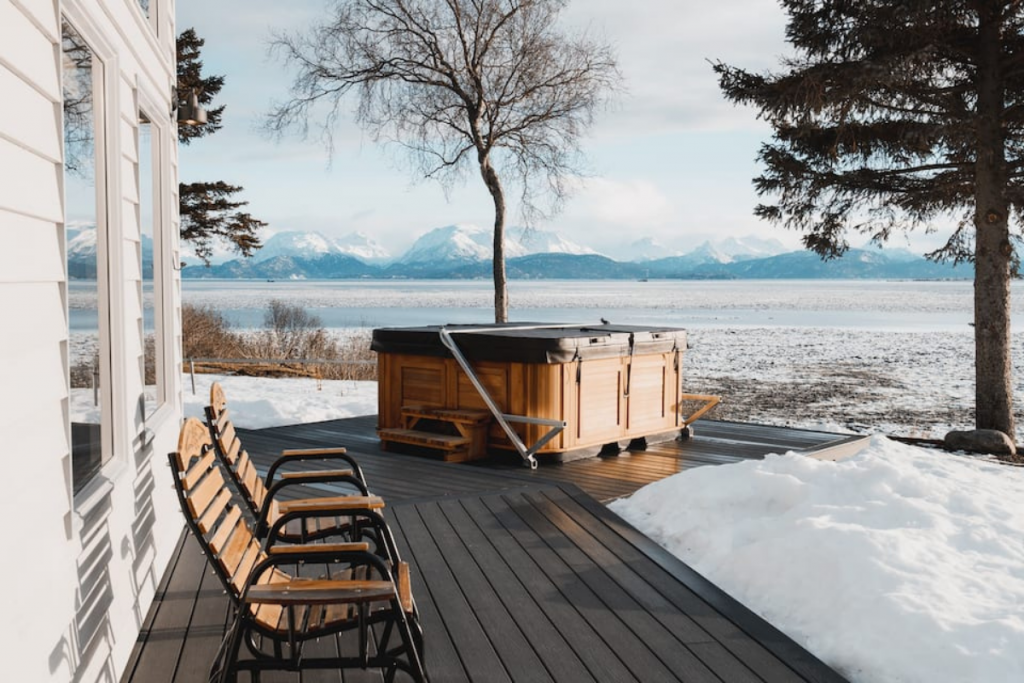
253;230;345;262
66;224;98;259
623;236;684;261
516;228;599;256
182;373;378;429
334;230;391;262
610;437;1024;683
399;223;599;263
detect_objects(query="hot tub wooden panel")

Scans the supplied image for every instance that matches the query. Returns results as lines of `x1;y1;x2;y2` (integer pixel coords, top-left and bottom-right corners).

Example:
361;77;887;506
373;324;687;458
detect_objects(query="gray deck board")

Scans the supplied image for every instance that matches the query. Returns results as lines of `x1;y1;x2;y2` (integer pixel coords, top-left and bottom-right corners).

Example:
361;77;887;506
123;416;850;683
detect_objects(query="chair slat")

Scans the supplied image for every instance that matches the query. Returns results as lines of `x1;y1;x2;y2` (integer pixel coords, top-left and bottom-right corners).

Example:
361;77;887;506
215;407;231;430
217;516;251;578
239;454;258;492
220;422;238;456
187;467;226;519
184;451;217;490
209;505;243;554
231;542;263;594
197;489;232;535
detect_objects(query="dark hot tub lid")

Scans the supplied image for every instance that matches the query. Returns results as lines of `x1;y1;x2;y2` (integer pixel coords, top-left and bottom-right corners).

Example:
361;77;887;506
371;322;686;364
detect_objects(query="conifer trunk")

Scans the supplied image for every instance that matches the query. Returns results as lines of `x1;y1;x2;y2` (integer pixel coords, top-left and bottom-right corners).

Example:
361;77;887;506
973;6;1015;437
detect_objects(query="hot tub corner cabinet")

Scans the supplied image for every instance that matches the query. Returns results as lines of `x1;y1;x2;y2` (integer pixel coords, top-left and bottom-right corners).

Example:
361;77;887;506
371;323;689;460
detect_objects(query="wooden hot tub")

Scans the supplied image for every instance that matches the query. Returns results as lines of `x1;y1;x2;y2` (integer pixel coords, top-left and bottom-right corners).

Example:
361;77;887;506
372;323;700;464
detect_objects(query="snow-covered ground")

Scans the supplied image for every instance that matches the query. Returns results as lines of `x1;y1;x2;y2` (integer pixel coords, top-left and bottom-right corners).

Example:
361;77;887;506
182;373;378;428
685;326;1024;442
610;438;1024;683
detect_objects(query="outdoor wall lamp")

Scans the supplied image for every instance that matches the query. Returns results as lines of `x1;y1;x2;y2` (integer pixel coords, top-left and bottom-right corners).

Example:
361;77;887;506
173;87;208;126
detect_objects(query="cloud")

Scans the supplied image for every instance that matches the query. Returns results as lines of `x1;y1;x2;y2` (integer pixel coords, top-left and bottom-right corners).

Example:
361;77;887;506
565;177;674;228
563;0;790;135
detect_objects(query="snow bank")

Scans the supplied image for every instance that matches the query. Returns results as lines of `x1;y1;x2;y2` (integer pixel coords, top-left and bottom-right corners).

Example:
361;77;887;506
182;373;378;429
609;437;1024;683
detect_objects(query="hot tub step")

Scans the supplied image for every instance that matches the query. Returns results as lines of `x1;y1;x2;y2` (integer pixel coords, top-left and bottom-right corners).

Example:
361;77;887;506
401;405;492;425
378;428;474;461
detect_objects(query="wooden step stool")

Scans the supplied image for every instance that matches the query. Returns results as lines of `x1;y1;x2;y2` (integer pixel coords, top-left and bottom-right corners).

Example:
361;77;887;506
378;405;492;462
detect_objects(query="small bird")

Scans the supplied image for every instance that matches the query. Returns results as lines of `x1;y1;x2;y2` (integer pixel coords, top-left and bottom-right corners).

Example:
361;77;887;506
600;317;610;325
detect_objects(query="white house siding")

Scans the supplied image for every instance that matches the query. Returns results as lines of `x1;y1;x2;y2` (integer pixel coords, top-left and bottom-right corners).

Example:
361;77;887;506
0;0;183;680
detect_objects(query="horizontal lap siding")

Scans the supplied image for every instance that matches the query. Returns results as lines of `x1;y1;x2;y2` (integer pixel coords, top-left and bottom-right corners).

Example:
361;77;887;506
0;0;183;681
0;4;78;681
0;66;60;160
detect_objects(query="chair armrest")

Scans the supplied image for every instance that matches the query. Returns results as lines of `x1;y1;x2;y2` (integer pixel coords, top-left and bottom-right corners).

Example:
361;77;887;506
280;447;347;457
264;471;370;511
268;541;369;556
245;579;395;606
243;547;396;602
277;495;385;515
266;448;367;490
397;560;414;614
278;468;354;481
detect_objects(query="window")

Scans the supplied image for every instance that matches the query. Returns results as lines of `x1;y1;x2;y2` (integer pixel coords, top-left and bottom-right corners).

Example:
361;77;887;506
136;0;158;35
138;111;165;420
63;19;111;494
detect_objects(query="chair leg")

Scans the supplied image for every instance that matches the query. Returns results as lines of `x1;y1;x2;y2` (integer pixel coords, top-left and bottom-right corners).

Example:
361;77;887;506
210;613;246;683
392;601;428;683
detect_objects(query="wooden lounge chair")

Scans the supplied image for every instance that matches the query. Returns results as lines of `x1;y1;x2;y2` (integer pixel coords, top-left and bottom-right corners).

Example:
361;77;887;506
206;382;387;545
170;418;427;682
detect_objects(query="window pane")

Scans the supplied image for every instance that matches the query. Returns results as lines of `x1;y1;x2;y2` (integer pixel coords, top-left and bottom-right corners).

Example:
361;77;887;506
63;19;109;493
139;112;162;419
138;0;150;18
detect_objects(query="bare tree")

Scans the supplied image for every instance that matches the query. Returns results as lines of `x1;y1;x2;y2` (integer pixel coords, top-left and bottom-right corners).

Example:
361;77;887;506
267;0;619;322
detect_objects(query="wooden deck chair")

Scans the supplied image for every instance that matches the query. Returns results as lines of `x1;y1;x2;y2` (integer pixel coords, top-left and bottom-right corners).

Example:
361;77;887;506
170;418;427;683
206;382;385;546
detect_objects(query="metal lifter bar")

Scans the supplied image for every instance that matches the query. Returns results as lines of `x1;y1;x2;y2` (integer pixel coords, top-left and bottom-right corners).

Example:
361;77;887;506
439;326;568;469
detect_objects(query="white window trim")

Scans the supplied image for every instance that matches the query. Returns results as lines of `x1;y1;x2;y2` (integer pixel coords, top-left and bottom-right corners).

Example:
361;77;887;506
62;2;128;517
137;83;174;434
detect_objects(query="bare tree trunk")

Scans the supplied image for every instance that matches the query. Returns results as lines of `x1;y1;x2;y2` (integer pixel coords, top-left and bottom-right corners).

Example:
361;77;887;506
973;8;1015;438
480;157;509;323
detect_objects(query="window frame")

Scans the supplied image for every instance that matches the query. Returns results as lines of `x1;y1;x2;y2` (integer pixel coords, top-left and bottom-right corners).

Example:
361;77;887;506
61;6;125;508
136;87;174;432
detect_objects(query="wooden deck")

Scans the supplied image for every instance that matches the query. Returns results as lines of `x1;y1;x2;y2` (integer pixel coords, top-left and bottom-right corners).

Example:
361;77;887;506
122;418;853;682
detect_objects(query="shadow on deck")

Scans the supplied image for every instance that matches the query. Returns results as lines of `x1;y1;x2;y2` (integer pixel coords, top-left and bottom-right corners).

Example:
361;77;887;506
122;418;855;682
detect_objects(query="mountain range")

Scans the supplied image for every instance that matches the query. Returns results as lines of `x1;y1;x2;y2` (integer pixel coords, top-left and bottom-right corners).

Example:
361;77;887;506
66;223;972;280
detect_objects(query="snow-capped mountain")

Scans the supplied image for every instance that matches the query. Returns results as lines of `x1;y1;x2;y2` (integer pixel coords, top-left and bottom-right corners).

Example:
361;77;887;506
516;229;600;256
66;224;98;260
620;235;787;263
621;237;684;262
399;224;493;263
253;231;345;262
334;231;391;263
398;223;597;264
712;236;789;261
686;241;734;264
180;239;239;266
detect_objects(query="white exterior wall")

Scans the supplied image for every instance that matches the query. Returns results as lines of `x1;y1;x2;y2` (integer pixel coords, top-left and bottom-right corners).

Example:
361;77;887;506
0;0;183;680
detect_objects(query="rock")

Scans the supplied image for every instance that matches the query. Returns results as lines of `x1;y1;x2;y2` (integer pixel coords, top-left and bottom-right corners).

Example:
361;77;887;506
943;429;1017;456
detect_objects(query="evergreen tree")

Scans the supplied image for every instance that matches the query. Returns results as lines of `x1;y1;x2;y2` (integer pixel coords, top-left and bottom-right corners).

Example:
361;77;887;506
177;28;264;263
715;0;1024;438
176;28;225;145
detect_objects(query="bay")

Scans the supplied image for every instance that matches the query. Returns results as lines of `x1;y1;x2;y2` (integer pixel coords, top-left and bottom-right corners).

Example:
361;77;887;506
69;278;1021;333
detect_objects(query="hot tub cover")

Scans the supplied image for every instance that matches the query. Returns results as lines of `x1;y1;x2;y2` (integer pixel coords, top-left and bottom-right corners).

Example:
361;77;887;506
371;323;686;364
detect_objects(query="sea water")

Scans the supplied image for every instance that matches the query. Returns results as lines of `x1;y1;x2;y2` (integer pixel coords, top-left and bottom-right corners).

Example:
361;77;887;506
71;278;1023;333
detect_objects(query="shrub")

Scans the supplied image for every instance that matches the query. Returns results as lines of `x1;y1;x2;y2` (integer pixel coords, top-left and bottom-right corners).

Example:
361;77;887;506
182;301;377;381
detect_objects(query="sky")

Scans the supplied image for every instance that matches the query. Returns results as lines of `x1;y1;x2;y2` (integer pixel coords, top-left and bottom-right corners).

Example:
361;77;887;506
174;0;943;258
